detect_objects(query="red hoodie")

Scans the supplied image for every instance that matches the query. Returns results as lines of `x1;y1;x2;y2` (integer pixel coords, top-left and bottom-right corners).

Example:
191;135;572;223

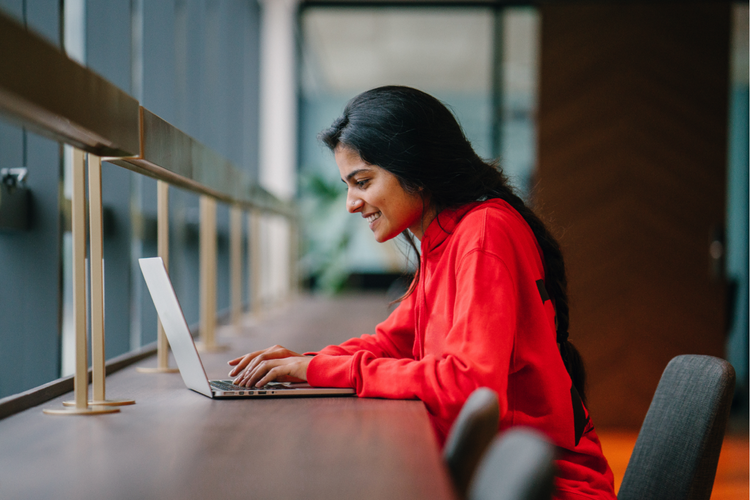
307;199;616;499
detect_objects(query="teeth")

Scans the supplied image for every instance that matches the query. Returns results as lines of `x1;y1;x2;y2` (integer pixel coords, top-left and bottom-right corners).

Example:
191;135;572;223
367;212;381;223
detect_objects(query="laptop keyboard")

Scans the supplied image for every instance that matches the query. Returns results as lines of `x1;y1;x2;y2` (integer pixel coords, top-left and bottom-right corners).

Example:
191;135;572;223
211;380;258;391
210;380;291;391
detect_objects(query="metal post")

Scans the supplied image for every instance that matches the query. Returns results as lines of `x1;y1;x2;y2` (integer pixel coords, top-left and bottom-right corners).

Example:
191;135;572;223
65;154;135;405
137;180;179;373
197;196;226;352
45;149;118;415
249;208;263;318
230;204;243;328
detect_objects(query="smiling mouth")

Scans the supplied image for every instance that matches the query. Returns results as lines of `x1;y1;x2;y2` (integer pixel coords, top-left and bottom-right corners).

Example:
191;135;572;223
366;212;382;224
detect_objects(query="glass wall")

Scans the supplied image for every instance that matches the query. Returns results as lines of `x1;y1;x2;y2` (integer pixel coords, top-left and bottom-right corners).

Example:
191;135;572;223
0;0;261;396
0;0;63;398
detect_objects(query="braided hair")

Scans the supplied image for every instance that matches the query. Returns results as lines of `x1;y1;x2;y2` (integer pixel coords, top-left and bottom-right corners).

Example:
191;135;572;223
319;86;586;403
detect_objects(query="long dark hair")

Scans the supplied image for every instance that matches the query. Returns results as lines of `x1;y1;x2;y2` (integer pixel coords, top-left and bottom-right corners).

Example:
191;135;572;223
319;86;587;403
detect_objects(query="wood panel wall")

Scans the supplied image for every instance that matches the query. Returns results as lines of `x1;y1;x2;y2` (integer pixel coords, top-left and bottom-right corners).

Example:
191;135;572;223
536;2;731;428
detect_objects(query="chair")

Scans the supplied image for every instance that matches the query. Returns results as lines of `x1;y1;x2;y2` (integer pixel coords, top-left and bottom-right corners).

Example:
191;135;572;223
618;355;736;500
443;388;500;498
468;428;556;500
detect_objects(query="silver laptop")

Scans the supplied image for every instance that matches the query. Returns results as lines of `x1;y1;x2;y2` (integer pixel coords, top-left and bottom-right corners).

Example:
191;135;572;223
139;257;355;398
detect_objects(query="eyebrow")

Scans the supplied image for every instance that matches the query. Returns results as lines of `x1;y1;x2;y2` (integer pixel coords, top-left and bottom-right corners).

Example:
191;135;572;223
342;168;371;183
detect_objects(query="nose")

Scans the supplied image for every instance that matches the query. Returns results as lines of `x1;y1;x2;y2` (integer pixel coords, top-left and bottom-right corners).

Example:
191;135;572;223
346;191;363;213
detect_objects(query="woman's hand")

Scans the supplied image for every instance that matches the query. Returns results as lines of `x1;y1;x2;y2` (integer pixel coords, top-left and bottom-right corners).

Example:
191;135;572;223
227;345;312;388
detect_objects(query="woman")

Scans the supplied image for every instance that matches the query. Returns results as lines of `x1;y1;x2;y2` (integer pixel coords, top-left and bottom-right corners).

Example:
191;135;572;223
229;86;616;499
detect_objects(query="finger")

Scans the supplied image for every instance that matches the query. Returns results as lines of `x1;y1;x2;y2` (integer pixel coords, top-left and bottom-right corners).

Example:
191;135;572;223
254;370;278;388
247;359;289;388
229;358;250;377
235;357;270;386
240;360;269;388
228;352;255;368
250;359;281;387
233;346;304;384
228;357;248;376
253;357;310;387
254;364;291;388
241;345;294;377
229;349;266;366
228;350;264;376
234;371;252;387
234;364;256;386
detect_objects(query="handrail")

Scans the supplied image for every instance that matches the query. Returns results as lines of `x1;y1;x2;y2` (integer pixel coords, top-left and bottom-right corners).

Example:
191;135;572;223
0;10;293;217
0;12;139;157
109;109;295;217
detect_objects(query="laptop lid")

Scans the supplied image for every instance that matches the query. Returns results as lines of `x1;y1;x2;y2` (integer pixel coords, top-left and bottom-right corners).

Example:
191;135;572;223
139;257;213;398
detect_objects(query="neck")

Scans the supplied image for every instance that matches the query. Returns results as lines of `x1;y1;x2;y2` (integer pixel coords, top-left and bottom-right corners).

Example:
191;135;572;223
410;207;437;241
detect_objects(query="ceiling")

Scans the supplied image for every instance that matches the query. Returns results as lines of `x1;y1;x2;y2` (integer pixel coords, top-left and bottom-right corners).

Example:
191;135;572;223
300;7;494;94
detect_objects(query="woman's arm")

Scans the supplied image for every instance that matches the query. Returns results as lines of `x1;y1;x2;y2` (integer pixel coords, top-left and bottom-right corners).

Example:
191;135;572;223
311;292;417;359
308;250;516;439
230;248;517;441
228;290;418;387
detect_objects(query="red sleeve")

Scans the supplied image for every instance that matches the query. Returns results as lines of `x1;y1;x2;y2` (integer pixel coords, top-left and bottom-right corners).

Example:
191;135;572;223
305;291;417;359
307;250;516;435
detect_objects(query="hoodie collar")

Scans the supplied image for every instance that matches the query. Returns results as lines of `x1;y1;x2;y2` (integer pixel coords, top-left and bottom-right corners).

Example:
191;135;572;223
420;201;484;254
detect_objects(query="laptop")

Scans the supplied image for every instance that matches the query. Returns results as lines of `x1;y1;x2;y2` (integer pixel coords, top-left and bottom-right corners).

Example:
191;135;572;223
139;257;355;398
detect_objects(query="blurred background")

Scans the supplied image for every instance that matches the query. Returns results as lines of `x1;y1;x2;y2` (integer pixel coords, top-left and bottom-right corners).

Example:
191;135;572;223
298;7;538;292
0;0;747;439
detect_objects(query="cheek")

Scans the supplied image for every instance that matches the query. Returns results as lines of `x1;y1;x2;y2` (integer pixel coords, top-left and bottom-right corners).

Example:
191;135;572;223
368;189;391;214
387;199;422;234
401;196;424;222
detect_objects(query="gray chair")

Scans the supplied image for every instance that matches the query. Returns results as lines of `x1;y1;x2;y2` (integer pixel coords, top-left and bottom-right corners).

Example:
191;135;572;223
443;388;500;498
468;428;556;500
618;355;736;500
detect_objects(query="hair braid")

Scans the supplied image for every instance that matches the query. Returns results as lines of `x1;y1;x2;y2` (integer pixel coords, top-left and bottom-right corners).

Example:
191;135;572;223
474;164;587;403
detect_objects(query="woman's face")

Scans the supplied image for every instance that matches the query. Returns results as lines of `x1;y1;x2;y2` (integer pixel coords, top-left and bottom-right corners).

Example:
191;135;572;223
335;145;432;242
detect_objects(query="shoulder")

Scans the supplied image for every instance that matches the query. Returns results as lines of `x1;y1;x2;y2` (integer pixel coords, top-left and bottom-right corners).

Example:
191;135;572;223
444;200;543;278
453;199;534;250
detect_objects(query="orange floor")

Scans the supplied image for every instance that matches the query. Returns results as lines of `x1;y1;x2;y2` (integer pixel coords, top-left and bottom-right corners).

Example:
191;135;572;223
597;429;749;499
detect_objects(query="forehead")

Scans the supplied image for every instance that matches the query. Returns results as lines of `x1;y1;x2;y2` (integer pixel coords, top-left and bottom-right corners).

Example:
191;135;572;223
335;146;378;178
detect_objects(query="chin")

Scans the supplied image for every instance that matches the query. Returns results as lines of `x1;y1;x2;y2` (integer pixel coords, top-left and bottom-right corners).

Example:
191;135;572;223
374;229;401;243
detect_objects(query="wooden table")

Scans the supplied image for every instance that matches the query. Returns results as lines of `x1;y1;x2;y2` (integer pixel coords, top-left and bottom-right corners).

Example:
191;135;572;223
0;294;456;500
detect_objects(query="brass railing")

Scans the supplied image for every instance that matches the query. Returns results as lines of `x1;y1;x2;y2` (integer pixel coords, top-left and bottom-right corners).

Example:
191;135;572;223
0;11;297;415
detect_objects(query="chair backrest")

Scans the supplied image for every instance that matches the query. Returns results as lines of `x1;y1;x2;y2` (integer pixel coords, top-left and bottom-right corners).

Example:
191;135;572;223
468;428;556;500
443;388;500;498
618;355;736;500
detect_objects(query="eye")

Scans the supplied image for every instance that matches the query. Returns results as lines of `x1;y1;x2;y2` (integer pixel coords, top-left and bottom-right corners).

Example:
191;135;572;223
355;178;369;189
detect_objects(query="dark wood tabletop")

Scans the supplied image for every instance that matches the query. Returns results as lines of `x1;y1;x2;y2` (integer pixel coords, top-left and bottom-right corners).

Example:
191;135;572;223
0;294;457;500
